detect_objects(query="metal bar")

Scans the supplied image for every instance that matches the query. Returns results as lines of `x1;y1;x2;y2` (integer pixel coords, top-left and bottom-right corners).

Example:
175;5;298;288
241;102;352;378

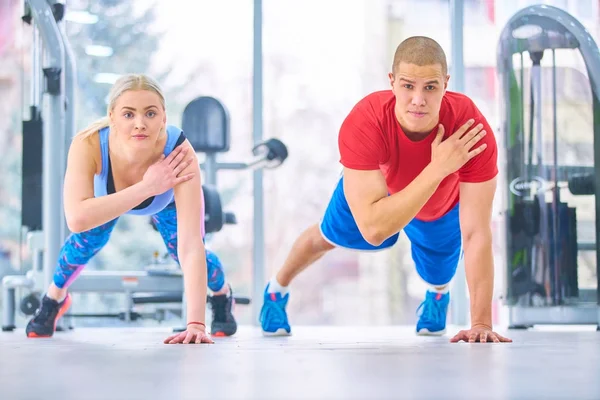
1;275;35;330
508;305;598;325
578;242;598;251
200;161;268;171
449;0;468;327
207;162;249;170
1;288;16;330
520;52;524;167
203;153;218;186
58;12;76;242
68;271;184;293
450;0;465;93
28;0;65;290
32;24;41;108
588;47;600;317
539;165;595;180
252;0;264;326
593;70;600;314
551;49;561;305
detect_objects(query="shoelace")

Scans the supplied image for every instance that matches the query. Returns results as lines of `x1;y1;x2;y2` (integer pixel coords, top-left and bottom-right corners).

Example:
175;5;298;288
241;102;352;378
210;296;230;322
416;297;444;324
263;299;287;325
35;301;57;323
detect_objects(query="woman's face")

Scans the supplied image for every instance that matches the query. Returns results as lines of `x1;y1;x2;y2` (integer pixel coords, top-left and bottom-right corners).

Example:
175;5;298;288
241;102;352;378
109;89;166;149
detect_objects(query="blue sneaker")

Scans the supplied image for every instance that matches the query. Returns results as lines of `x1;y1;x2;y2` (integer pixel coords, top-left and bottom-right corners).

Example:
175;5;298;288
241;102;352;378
259;284;291;336
416;290;450;336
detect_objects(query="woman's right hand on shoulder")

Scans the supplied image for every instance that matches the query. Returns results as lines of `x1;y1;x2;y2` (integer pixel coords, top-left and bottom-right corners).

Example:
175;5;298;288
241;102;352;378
142;146;196;196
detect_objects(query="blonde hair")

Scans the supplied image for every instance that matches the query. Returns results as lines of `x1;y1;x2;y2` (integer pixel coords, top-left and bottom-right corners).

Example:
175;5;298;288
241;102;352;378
392;36;447;75
76;73;166;138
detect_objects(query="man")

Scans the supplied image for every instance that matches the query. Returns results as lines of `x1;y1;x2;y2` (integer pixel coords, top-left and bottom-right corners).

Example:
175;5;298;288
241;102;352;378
260;36;512;343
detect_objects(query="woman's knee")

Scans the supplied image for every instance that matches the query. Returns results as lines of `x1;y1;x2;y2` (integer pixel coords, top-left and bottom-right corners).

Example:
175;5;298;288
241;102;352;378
205;249;226;292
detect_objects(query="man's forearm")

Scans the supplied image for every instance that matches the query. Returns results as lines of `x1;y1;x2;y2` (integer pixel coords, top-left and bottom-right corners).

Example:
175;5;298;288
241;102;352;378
180;250;208;325
365;165;444;245
464;231;494;328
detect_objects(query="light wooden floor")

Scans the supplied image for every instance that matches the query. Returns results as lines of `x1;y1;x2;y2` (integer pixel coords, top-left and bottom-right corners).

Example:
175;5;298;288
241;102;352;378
1;325;599;400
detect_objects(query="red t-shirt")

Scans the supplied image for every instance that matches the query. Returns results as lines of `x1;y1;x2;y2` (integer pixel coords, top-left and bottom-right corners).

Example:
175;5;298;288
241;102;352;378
338;90;498;221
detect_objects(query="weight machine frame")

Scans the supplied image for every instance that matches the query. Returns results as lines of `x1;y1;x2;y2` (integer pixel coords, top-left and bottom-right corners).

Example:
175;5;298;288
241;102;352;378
497;4;600;329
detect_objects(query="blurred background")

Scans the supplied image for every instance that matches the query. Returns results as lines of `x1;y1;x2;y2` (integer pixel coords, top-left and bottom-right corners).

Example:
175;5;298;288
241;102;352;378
0;0;598;330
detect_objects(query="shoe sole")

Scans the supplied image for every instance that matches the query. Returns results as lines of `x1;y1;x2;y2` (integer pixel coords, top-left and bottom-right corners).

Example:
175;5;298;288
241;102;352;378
212;329;237;337
416;328;446;336
262;328;292;337
27;294;72;338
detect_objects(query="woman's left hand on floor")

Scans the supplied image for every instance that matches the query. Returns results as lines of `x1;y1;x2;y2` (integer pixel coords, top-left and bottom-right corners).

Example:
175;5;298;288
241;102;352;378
164;324;214;344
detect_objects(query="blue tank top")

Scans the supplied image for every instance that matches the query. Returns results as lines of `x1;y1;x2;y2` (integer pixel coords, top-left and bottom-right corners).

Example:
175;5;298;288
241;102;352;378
93;125;186;216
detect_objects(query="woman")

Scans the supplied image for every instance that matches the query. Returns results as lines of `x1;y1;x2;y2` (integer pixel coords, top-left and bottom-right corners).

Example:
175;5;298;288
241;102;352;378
26;74;237;344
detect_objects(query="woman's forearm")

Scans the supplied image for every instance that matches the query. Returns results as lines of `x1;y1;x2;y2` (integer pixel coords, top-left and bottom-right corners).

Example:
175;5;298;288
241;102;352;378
179;249;208;325
66;182;153;233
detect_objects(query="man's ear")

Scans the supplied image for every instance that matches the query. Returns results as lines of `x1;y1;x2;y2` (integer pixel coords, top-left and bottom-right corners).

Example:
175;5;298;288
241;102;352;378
388;72;395;88
444;74;450;90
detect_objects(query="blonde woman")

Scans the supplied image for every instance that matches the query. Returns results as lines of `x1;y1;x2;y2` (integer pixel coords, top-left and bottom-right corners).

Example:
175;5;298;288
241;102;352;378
26;74;237;344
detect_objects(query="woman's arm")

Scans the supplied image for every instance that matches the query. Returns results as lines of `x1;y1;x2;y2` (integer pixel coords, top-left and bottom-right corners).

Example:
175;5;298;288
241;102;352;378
64;135;193;233
63;135;152;232
170;140;210;332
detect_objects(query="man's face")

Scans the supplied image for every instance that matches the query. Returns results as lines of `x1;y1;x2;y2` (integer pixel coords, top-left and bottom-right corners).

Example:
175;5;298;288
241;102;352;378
389;62;449;134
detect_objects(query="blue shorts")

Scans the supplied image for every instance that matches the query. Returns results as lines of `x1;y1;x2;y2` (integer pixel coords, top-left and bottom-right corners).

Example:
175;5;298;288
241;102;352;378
319;176;463;286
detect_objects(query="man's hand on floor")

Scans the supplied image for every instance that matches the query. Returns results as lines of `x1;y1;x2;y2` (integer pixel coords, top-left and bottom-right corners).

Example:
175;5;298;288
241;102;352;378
450;324;512;343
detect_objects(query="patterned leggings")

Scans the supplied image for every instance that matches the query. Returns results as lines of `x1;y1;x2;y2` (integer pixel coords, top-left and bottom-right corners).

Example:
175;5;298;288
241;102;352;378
52;202;226;292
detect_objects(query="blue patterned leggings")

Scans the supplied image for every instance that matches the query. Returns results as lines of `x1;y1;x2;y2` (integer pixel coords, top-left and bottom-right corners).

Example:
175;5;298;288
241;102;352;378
52;202;226;291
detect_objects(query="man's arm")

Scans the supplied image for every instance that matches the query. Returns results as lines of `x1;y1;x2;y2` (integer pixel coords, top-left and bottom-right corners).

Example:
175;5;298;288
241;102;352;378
344;166;444;246
459;177;497;329
344;121;486;246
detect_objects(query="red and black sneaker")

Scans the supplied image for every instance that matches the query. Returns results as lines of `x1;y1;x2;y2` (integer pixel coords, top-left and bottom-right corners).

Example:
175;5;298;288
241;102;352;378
26;293;72;338
209;285;237;337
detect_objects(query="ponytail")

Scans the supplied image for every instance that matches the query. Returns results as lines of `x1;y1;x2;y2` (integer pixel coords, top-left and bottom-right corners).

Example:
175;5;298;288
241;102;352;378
76;116;111;139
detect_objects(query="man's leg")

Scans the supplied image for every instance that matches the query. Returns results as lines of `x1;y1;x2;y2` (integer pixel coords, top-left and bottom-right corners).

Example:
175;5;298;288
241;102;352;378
27;218;119;338
403;203;462;336
151;202;237;336
273;223;335;288
260;175;399;336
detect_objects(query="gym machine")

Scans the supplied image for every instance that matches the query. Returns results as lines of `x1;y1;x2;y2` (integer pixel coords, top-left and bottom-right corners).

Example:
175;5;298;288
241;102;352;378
2;0;288;331
497;4;600;329
2;0;68;331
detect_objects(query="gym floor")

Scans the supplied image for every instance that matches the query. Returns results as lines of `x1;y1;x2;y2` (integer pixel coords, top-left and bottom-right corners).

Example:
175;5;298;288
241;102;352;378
1;325;599;400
